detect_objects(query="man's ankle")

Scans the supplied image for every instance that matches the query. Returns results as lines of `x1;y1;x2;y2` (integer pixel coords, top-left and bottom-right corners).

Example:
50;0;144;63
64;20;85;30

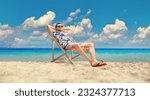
91;60;97;64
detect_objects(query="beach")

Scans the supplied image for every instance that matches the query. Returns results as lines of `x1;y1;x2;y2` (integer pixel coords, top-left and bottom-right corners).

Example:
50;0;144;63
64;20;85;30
0;61;150;83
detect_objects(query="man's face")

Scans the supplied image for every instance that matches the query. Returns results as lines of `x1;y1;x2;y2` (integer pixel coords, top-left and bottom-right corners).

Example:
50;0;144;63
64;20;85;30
56;24;63;31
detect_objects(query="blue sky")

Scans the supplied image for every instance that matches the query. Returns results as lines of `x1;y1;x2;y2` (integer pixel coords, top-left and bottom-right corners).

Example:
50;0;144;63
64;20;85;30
0;0;150;48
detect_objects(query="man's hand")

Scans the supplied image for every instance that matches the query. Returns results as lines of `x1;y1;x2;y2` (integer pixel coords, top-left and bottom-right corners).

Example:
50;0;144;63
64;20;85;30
46;25;55;33
48;25;55;30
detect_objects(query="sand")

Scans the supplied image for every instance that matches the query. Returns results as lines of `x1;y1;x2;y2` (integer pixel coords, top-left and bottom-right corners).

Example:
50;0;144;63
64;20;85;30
0;61;150;83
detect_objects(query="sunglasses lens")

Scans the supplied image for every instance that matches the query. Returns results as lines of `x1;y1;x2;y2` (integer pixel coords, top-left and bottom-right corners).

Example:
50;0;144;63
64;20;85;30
57;26;63;27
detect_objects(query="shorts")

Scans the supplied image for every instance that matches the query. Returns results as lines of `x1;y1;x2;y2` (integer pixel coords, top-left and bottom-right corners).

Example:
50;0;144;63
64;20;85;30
65;43;73;50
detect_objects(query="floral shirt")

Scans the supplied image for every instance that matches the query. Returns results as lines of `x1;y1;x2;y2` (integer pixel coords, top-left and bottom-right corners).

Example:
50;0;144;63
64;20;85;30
53;31;73;49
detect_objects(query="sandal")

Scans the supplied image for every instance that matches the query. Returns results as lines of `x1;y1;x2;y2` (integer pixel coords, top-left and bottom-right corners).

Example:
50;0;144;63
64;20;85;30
98;62;107;66
91;61;107;67
91;61;99;67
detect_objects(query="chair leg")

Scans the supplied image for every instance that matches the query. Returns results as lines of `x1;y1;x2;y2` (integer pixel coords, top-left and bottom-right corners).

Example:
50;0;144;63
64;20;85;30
71;54;80;60
51;52;67;62
51;51;74;64
52;39;54;61
65;54;74;64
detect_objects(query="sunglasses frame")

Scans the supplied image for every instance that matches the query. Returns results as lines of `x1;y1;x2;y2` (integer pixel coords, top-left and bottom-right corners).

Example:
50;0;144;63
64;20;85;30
57;25;63;28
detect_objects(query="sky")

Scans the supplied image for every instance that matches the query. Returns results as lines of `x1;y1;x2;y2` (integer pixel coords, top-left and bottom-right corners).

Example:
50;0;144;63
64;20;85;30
0;0;150;48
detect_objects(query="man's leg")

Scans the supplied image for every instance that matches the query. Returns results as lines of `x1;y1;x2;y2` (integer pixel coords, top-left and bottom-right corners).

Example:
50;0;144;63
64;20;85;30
83;43;97;62
69;42;106;66
71;43;91;63
81;43;106;65
80;43;99;64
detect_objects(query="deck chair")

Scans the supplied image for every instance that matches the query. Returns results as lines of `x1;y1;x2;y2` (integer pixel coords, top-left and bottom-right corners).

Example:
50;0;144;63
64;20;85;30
46;25;80;64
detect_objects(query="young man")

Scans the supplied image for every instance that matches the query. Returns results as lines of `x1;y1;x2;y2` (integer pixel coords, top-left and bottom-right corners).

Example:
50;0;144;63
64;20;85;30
47;23;107;67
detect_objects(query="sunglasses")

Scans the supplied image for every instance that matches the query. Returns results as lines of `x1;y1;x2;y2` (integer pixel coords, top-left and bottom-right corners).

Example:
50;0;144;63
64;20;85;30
57;25;63;28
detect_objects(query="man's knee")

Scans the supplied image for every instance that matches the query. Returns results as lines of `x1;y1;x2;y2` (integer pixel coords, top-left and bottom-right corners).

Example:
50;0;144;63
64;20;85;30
87;42;94;47
72;43;80;48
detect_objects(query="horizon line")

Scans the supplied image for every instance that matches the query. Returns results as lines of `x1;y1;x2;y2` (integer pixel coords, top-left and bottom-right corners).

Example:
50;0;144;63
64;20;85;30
0;47;150;49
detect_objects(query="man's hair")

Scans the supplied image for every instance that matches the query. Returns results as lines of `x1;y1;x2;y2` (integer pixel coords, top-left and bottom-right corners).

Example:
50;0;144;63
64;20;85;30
55;23;62;28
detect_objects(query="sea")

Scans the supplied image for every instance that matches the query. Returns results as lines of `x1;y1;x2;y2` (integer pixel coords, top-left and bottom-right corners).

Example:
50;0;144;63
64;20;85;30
0;48;150;62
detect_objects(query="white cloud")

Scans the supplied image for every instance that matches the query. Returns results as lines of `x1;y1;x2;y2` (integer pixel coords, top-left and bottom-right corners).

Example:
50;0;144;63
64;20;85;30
102;19;128;39
0;24;10;29
0;24;14;41
22;11;55;29
0;29;13;37
86;9;92;15
62;9;92;26
62;9;81;25
0;11;56;47
67;25;84;34
66;18;93;35
32;30;42;36
128;26;150;44
12;38;26;47
62;17;73;25
29;31;48;41
90;19;128;42
11;30;50;48
69;9;81;17
128;39;143;44
135;26;150;39
80;18;93;30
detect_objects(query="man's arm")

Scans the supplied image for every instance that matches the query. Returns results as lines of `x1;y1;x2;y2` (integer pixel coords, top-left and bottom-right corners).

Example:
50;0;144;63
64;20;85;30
46;25;55;33
62;28;71;33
